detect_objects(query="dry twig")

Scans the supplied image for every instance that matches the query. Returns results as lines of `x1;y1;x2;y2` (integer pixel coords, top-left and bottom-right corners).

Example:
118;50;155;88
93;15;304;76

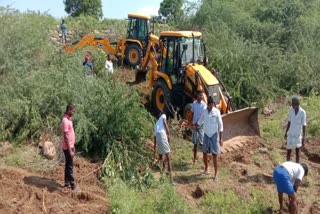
42;189;47;214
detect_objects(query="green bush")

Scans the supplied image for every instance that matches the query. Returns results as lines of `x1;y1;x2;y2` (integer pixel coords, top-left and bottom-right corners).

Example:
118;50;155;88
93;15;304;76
0;9;154;188
106;179;190;214
64;15;127;35
179;0;320;108
201;188;276;213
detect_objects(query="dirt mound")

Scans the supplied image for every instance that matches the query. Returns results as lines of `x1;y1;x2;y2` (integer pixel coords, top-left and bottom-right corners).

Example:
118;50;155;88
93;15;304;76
0;158;108;213
220;139;260;166
302;140;320;163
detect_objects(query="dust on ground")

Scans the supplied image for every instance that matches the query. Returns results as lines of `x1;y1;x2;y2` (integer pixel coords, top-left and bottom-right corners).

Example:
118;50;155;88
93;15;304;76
0;157;108;213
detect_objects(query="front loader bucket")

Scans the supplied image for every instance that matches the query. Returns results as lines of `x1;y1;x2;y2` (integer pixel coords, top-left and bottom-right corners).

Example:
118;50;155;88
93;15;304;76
222;107;260;142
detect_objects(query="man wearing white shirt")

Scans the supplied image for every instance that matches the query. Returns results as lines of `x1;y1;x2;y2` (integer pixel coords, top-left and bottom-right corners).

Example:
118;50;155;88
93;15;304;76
273;161;308;214
105;54;113;75
196;96;223;180
284;97;307;163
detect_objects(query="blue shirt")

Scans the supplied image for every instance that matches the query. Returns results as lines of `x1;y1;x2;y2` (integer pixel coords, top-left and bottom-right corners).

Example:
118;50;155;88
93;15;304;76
60;23;67;34
192;100;206;124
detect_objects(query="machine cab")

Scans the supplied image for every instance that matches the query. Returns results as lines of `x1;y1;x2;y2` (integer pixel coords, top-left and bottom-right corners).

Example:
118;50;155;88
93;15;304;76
126;14;150;42
159;31;205;85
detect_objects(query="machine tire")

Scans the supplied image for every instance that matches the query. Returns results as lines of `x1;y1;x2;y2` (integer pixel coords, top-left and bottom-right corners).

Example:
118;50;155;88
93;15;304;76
125;43;143;66
152;79;173;117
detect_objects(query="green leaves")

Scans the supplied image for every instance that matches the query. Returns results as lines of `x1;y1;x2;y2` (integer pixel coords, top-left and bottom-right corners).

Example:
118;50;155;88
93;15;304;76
64;0;103;20
0;9;155;189
182;0;320;108
159;0;184;23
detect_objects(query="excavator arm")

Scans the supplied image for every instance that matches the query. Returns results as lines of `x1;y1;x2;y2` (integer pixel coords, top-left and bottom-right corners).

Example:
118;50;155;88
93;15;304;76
64;34;125;58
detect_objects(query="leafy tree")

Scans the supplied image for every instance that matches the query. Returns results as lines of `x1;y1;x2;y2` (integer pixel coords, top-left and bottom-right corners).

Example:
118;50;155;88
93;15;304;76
64;0;103;19
159;0;184;22
188;0;320;107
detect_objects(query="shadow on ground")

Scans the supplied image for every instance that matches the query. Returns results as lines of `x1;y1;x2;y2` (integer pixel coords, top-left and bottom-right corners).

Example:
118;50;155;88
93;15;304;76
23;176;62;192
239;173;274;184
174;173;210;184
173;161;192;171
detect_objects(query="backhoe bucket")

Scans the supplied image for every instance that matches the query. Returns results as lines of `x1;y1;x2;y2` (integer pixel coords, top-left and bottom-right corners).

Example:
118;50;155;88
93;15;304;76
135;69;147;83
222;107;260;142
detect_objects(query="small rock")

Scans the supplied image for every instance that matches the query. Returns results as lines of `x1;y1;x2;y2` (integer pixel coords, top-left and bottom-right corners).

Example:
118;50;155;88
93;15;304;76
258;148;269;154
263;107;273;116
50;37;58;42
254;161;262;168
39;141;56;160
0;141;13;157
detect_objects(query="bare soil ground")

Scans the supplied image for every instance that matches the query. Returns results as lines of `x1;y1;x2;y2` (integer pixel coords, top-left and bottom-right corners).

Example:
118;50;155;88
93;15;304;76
0;157;108;213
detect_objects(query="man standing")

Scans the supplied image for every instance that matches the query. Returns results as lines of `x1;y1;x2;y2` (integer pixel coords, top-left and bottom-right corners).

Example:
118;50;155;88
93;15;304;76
61;103;79;192
197;96;223;179
153;112;174;183
284;97;307;163
191;90;206;164
273;162;308;214
60;19;67;44
83;52;94;77
105;54;114;75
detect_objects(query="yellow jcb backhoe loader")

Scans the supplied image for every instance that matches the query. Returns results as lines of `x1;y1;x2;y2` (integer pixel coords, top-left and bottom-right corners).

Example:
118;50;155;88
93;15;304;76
138;31;260;144
64;13;159;66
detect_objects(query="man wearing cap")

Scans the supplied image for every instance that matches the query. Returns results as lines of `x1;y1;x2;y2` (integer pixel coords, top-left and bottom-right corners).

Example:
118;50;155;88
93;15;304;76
273;162;308;214
191;90;206;164
284;96;307;163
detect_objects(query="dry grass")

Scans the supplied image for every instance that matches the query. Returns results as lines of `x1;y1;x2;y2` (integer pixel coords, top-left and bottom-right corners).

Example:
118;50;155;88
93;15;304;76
0;143;61;172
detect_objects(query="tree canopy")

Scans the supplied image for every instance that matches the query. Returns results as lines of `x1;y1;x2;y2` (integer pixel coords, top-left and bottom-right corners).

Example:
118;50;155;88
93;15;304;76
64;0;103;19
159;0;184;22
177;0;320;107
